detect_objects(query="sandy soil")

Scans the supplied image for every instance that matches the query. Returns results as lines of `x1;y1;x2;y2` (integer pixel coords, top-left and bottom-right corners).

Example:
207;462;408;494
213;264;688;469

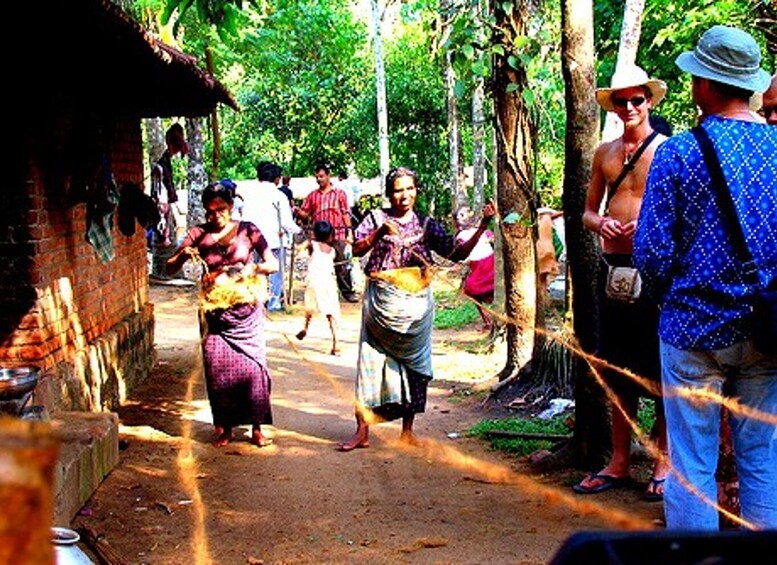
72;282;663;564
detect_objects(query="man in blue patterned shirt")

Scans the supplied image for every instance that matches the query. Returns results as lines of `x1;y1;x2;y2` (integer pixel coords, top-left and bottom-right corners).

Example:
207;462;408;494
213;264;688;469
634;25;777;530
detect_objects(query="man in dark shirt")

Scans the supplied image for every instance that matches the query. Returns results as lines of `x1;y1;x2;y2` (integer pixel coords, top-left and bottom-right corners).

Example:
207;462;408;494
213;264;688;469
278;175;294;207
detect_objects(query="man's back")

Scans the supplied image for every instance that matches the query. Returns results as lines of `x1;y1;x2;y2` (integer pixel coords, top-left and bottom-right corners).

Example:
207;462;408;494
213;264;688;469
240;181;289;249
636;116;777;350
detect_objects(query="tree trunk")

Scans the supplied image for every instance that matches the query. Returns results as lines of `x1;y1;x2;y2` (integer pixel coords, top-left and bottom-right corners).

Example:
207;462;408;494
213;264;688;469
472;81;486;209
601;0;645;142
446;48;466;214
371;0;390;193
185;118;208;229
492;0;536;381
205;47;221;179
559;0;609;469
470;0;486;210
490;126;505;331
471;0;486;210
145;118;165;174
146;117;168;279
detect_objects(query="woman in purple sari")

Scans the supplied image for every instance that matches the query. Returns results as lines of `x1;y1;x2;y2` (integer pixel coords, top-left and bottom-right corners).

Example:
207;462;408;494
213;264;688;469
166;182;278;448
338;166;495;451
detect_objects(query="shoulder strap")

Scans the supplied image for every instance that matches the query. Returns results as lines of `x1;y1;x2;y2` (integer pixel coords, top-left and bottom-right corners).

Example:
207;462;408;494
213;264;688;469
605;130;660;213
691;125;759;283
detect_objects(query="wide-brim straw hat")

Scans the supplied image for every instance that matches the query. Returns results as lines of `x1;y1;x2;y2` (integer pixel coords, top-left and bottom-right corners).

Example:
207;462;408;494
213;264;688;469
595;65;667;112
676;25;770;93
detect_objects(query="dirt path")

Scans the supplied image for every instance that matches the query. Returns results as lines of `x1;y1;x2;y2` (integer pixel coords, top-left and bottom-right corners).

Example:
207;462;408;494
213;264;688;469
73;283;662;564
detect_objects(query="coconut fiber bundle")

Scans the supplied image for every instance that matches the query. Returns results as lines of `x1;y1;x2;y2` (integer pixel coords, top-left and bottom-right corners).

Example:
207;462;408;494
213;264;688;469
199;273;269;312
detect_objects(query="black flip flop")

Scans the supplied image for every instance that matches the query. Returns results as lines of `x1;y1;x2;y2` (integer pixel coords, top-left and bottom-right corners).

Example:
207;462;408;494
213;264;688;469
572;473;631;494
642;477;665;502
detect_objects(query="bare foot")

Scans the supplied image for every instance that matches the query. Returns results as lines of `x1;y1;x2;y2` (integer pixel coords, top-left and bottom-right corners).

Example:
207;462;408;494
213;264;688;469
296;330;307;340
251;430;273;448
213;427;233;448
399;432;428;448
337;430;370;452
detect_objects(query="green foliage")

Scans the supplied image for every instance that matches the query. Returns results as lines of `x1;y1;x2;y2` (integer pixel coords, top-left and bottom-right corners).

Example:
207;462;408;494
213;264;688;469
468;415;570;456
212;0;370;178
469;400;657;457
594;0;764;131
443;0;565;209
433;289;481;329
341;17;452;216
131;0;768;217
160;0;247;37
638;398;657;433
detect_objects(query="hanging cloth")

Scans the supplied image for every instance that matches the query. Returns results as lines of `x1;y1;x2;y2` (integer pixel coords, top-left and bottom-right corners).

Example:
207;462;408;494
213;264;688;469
85;156;119;263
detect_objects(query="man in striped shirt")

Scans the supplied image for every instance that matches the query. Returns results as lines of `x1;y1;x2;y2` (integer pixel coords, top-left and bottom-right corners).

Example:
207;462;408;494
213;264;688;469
296;163;358;302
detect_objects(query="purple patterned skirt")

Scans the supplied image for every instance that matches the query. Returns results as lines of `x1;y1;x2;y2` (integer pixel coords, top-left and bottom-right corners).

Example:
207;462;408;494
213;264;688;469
202;302;272;428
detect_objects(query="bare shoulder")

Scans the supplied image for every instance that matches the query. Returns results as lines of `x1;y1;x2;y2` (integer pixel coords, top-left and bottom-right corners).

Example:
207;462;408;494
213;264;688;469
595;138;622;164
594;138;625;177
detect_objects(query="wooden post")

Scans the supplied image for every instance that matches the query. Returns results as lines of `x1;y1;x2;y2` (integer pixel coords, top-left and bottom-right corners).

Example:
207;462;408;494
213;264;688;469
0;419;59;564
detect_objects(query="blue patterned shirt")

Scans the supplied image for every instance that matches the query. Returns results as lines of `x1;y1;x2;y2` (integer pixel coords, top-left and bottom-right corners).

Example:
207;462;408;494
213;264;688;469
634;116;777;351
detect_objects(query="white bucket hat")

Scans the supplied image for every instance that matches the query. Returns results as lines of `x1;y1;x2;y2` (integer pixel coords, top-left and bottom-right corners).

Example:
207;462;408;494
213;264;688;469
676;25;771;93
595;65;668;112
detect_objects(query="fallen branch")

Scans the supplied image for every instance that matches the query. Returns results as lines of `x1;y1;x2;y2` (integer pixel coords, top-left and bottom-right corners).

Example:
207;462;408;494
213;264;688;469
462;475;517;485
78;525;132;565
483;429;570;442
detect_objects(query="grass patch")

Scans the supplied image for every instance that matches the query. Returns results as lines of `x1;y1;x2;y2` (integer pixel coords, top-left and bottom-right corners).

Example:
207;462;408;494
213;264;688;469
447;387;488;404
469;401;658;457
637;398;657;432
468;415;570;456
434;290;480;329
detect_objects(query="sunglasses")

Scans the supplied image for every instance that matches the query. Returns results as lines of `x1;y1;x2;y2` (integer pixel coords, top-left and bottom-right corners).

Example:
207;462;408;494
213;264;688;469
612;95;647;109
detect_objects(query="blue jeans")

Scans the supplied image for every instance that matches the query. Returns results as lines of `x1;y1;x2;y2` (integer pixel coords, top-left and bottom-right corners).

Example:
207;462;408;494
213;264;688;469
267;248;284;311
661;339;777;530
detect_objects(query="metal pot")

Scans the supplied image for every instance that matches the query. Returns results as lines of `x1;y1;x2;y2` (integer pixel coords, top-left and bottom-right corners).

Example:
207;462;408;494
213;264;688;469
0;366;40;401
52;527;94;565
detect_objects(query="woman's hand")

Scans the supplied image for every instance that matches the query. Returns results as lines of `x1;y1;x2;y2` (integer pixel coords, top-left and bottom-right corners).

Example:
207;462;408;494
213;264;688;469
379;219;400;237
166;245;198;276
179;246;199;260
479;201;496;228
201;268;223;288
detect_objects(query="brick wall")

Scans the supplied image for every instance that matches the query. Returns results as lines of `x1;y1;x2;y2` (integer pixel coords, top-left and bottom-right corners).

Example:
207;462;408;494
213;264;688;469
1;113;155;412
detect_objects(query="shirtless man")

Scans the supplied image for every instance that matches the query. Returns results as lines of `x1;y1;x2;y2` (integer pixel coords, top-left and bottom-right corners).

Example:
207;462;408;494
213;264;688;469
574;65;670;502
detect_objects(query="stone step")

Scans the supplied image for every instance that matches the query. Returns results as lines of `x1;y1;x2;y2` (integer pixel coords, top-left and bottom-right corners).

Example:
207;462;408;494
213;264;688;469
50;412;119;527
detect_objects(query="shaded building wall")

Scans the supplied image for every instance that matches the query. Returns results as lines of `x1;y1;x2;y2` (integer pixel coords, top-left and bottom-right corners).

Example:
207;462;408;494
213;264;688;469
1;111;155;412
